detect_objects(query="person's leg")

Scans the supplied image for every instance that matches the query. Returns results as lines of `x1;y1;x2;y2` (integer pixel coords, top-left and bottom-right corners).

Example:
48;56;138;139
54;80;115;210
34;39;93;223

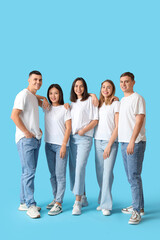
45;143;57;199
73;135;93;196
55;145;68;204
17;140;26;204
94;139;104;205
100;141;118;210
69;135;78;191
126;141;146;213
17;137;41;207
121;142;130;182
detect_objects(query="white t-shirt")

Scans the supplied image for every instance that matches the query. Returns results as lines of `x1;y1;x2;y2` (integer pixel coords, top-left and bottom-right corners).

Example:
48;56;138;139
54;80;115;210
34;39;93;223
13;89;42;143
44;105;71;146
70;96;98;137
94;101;120;141
118;92;146;143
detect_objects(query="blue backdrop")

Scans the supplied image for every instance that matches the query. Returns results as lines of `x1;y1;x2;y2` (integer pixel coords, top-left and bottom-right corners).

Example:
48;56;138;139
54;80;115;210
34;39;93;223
1;0;160;239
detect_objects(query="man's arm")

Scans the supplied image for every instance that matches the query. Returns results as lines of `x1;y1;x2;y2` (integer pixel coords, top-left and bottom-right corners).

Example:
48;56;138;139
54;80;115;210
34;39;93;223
36;95;49;108
11;109;35;138
127;114;145;155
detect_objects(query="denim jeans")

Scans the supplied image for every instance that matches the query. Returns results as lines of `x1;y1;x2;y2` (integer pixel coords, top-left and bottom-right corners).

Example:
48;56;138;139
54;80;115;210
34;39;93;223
45;143;68;203
121;141;146;212
17;137;41;207
95;140;118;210
69;134;93;196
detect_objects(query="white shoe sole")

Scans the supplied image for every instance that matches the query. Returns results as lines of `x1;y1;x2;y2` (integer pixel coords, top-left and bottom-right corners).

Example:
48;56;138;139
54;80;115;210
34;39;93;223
48;210;62;216
27;212;40;219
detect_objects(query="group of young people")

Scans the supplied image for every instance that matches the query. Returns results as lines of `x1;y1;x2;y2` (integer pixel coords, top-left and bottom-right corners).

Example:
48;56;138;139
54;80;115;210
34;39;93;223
11;71;146;225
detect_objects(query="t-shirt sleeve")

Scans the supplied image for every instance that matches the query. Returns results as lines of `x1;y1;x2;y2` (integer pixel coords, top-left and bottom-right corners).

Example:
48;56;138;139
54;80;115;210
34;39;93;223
89;97;99;120
113;101;120;113
13;91;26;111
65;108;71;122
134;96;146;115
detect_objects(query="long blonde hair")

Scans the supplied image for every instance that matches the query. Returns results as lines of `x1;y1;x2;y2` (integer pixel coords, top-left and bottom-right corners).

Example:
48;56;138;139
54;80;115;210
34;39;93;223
99;80;115;108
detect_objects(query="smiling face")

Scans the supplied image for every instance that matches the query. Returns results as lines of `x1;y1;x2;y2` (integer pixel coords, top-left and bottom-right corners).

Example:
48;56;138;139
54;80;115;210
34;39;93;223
48;87;60;106
28;74;42;93
101;81;113;99
74;80;84;99
120;76;135;96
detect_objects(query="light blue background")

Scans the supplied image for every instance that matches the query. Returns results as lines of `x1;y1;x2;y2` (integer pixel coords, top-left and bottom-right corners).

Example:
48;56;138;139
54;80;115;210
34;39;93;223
1;0;160;239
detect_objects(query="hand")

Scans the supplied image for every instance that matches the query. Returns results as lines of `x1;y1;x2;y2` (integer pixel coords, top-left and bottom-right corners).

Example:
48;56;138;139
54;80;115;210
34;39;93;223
60;145;66;159
103;145;111;159
90;94;99;107
43;98;50;110
78;129;85;136
127;141;135;155
110;96;119;104
39;128;43;135
64;103;70;109
24;130;35;138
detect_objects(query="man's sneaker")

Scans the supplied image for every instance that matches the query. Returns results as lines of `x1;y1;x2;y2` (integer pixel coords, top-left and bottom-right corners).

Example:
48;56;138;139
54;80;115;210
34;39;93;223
26;205;41;219
128;210;141;225
72;201;82;215
102;209;111;216
46;199;56;209
81;195;88;207
96;206;101;211
18;203;41;211
48;203;62;216
121;206;145;216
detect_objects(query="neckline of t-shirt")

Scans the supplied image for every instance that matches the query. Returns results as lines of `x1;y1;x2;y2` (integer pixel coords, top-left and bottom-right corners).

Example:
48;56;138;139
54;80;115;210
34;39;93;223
51;104;63;108
124;92;136;98
25;88;36;96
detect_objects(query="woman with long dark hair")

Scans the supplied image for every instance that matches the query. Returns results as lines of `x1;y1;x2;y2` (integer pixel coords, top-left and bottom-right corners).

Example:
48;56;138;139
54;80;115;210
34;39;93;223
69;77;98;215
37;84;71;216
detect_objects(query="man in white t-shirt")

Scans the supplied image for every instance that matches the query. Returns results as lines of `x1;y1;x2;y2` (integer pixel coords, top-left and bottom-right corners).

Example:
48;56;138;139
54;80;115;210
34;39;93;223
118;72;146;225
11;71;43;219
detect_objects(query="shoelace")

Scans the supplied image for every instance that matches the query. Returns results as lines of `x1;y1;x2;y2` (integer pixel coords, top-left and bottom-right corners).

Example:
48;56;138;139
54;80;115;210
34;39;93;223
132;210;138;219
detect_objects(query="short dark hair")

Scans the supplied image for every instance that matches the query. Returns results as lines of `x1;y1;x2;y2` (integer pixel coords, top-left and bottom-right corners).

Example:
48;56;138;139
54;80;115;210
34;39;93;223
120;72;134;81
29;70;42;77
47;84;64;105
70;77;90;102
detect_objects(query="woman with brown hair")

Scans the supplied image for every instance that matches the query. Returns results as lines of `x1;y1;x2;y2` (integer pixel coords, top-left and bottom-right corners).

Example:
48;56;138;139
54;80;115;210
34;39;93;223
94;80;120;216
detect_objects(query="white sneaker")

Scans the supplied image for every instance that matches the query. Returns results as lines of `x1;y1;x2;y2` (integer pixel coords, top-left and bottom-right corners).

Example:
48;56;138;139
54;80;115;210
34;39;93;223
27;205;41;219
128;210;141;225
18;203;41;211
121;206;145;216
96;206;101;211
46;199;56;209
81;195;88;207
102;209;111;216
48;203;62;216
72;201;82;215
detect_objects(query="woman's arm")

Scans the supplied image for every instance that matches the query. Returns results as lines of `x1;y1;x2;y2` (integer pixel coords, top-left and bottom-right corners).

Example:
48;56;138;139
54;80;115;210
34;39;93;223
89;93;99;107
103;112;119;159
78;120;98;136
60;119;72;159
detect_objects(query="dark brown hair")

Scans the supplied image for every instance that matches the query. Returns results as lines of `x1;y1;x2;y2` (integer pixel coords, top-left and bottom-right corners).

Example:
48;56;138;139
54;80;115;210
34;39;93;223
70;77;90;102
99;80;116;107
29;70;42;77
47;84;64;105
120;72;135;81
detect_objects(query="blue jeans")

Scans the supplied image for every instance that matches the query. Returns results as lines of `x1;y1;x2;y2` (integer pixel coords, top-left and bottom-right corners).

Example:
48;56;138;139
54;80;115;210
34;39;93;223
95;140;118;210
17;137;41;207
69;134;92;196
45;143;68;203
121;141;146;212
